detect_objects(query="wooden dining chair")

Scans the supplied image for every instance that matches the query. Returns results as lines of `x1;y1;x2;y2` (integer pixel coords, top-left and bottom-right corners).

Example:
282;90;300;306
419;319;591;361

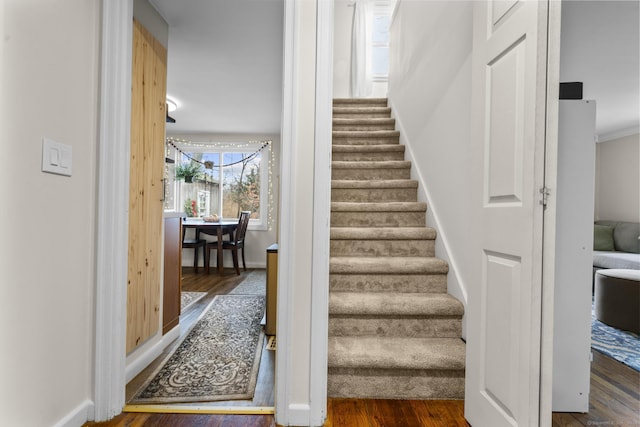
206;211;251;275
181;227;207;273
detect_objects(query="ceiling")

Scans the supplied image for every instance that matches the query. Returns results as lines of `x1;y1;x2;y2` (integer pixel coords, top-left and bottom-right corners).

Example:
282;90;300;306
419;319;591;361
150;0;285;136
150;0;639;140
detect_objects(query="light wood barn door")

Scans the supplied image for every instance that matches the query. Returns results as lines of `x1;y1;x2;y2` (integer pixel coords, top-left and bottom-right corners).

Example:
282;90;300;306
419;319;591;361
127;19;167;353
465;1;551;426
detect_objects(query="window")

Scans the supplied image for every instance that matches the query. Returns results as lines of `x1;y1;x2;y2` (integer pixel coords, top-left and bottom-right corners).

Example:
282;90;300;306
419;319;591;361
164;140;271;230
371;12;390;80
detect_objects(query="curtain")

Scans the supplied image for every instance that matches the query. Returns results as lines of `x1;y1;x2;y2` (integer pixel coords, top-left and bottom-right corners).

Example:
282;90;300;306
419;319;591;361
351;0;373;98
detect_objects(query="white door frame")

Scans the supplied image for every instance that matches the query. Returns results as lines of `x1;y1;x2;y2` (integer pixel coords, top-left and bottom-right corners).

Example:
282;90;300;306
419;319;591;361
94;0;331;423
275;0;333;424
540;1;562;423
93;0;132;420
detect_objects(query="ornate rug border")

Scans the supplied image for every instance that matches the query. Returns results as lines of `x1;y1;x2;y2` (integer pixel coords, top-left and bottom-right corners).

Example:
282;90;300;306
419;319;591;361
129;295;265;404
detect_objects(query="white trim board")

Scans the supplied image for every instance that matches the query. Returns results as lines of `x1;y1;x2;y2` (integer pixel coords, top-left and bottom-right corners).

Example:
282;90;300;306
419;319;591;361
125;326;180;383
275;0;297;424
309;0;334;425
52;400;94;427
94;0;133;421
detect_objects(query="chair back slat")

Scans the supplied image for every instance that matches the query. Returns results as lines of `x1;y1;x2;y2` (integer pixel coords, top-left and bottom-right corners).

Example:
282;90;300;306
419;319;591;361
234;211;251;244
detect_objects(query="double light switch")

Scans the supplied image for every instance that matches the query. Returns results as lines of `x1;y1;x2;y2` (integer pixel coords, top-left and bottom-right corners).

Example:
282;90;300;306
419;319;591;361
42;137;72;177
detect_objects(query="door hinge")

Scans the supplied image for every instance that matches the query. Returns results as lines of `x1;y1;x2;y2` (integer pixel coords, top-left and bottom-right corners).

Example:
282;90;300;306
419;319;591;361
539;186;550;207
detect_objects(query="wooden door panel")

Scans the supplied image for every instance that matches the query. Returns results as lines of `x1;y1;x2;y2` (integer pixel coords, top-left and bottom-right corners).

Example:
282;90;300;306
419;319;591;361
127;19;167;353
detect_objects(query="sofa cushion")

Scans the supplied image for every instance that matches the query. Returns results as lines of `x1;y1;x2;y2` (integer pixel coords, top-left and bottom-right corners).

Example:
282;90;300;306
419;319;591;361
595;220;640;253
613;222;640;253
593;251;640;270
594;224;615;251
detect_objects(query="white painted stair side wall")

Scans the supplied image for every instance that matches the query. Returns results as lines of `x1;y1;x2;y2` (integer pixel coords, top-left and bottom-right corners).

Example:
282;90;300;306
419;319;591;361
552;100;596;412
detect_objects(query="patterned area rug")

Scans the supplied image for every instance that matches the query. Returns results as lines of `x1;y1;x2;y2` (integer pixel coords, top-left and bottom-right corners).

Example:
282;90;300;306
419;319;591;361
592;305;640;372
181;291;207;311
228;270;266;296
130;295;266;403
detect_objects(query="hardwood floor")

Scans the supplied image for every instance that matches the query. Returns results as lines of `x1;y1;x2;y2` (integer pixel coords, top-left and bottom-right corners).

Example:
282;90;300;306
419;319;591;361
84;268;639;426
551;350;639;427
125;268;275;408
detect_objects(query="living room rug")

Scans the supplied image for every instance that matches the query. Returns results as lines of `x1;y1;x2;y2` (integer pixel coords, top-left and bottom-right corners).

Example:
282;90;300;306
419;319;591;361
228;270;266;296
130;294;266;403
180;291;207;312
591;305;640;372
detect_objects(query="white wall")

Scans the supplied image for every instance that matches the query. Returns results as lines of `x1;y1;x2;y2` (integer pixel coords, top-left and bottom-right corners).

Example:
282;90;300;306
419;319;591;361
167;133;280;269
334;0;353;98
387;1;473;335
595;133;640;222
560;1;639;137
0;1;100;426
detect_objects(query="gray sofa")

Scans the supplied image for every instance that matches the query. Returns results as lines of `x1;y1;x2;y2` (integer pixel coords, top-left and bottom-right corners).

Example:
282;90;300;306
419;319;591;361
593;220;640;273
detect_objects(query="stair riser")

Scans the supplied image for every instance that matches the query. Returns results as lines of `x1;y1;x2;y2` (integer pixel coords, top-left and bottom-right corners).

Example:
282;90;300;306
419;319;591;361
333;112;391;119
330;274;447;293
332;136;400;145
328;368;464;399
332;168;411;180
333;123;396;132
330;240;435;257
331;212;426;227
329;317;462;338
331;188;417;203
333;100;388;107
332;151;405;161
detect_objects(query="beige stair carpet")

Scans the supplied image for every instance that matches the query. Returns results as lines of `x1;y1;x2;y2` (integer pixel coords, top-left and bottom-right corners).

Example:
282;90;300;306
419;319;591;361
328;98;466;400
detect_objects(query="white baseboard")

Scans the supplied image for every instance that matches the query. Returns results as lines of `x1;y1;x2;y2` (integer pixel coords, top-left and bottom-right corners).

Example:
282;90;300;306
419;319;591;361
52;399;94;427
125;325;180;383
276;403;324;427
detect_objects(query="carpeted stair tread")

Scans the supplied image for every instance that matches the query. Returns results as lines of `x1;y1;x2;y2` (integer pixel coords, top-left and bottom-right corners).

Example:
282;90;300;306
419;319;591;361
332;160;411;169
331;179;417;189
332;144;405;153
328;336;465;371
331;201;426;212
333;118;396;131
333;106;391;115
331;227;436;240
333;130;400;139
333;98;388;106
333;118;395;125
329;292;464;316
330;256;448;274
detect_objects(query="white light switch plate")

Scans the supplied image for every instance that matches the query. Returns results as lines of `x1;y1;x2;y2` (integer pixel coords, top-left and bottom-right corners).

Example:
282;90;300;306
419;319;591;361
42;138;72;176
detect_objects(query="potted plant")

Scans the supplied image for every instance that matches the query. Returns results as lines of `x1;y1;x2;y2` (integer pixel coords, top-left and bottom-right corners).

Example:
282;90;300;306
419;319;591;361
175;161;203;183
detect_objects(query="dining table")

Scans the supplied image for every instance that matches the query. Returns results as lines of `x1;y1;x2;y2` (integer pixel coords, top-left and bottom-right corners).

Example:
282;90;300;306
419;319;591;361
182;217;239;274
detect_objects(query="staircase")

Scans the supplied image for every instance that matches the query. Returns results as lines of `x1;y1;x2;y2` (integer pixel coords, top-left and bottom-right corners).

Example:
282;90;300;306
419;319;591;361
328;98;466;399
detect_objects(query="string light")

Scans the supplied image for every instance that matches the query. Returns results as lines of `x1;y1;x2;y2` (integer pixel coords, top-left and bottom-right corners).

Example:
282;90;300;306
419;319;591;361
166;138;269;168
166;137;275;231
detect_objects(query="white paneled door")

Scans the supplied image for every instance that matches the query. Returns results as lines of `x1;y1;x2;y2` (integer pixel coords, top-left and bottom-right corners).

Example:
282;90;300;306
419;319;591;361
465;1;552;426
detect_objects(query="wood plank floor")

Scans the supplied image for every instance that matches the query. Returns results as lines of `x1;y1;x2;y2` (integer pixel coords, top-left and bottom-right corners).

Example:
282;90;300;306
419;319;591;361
85;268;639;426
551;349;639;427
